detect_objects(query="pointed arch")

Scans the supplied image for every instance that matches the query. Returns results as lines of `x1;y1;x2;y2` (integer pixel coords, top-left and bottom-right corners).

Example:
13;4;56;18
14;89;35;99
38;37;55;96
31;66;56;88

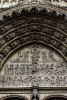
0;7;67;70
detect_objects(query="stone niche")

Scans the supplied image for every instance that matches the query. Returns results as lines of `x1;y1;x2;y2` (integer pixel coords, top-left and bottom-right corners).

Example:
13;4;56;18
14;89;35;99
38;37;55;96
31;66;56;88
0;44;66;88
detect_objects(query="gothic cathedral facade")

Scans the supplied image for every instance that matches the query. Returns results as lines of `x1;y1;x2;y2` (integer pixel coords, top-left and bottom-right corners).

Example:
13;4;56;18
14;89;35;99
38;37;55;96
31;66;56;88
0;0;67;100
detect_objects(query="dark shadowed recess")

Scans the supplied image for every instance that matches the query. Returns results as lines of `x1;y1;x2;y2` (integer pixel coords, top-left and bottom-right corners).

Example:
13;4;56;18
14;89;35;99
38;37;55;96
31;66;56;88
46;97;67;100
3;97;25;100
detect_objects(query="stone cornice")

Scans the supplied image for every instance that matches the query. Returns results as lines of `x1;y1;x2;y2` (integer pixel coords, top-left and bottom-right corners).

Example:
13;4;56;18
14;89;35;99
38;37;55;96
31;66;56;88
1;87;67;93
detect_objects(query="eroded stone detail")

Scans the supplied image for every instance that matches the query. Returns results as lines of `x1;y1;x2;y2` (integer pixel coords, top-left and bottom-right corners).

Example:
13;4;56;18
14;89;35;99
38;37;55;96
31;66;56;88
0;45;66;88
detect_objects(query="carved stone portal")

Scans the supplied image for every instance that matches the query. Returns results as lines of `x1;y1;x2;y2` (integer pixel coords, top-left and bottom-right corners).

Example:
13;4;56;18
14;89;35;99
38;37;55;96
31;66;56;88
0;44;66;88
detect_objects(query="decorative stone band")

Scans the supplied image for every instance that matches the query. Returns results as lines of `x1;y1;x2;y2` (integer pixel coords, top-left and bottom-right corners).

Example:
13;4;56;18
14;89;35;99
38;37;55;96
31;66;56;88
0;0;67;9
0;2;67;18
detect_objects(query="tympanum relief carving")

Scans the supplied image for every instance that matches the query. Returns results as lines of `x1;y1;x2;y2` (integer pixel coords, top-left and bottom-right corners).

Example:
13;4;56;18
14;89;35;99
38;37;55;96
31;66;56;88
0;45;66;87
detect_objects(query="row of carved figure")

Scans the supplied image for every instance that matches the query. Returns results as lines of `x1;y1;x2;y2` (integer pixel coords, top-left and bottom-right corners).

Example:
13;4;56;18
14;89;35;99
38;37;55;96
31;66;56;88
10;50;58;62
3;62;66;76
0;74;67;87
